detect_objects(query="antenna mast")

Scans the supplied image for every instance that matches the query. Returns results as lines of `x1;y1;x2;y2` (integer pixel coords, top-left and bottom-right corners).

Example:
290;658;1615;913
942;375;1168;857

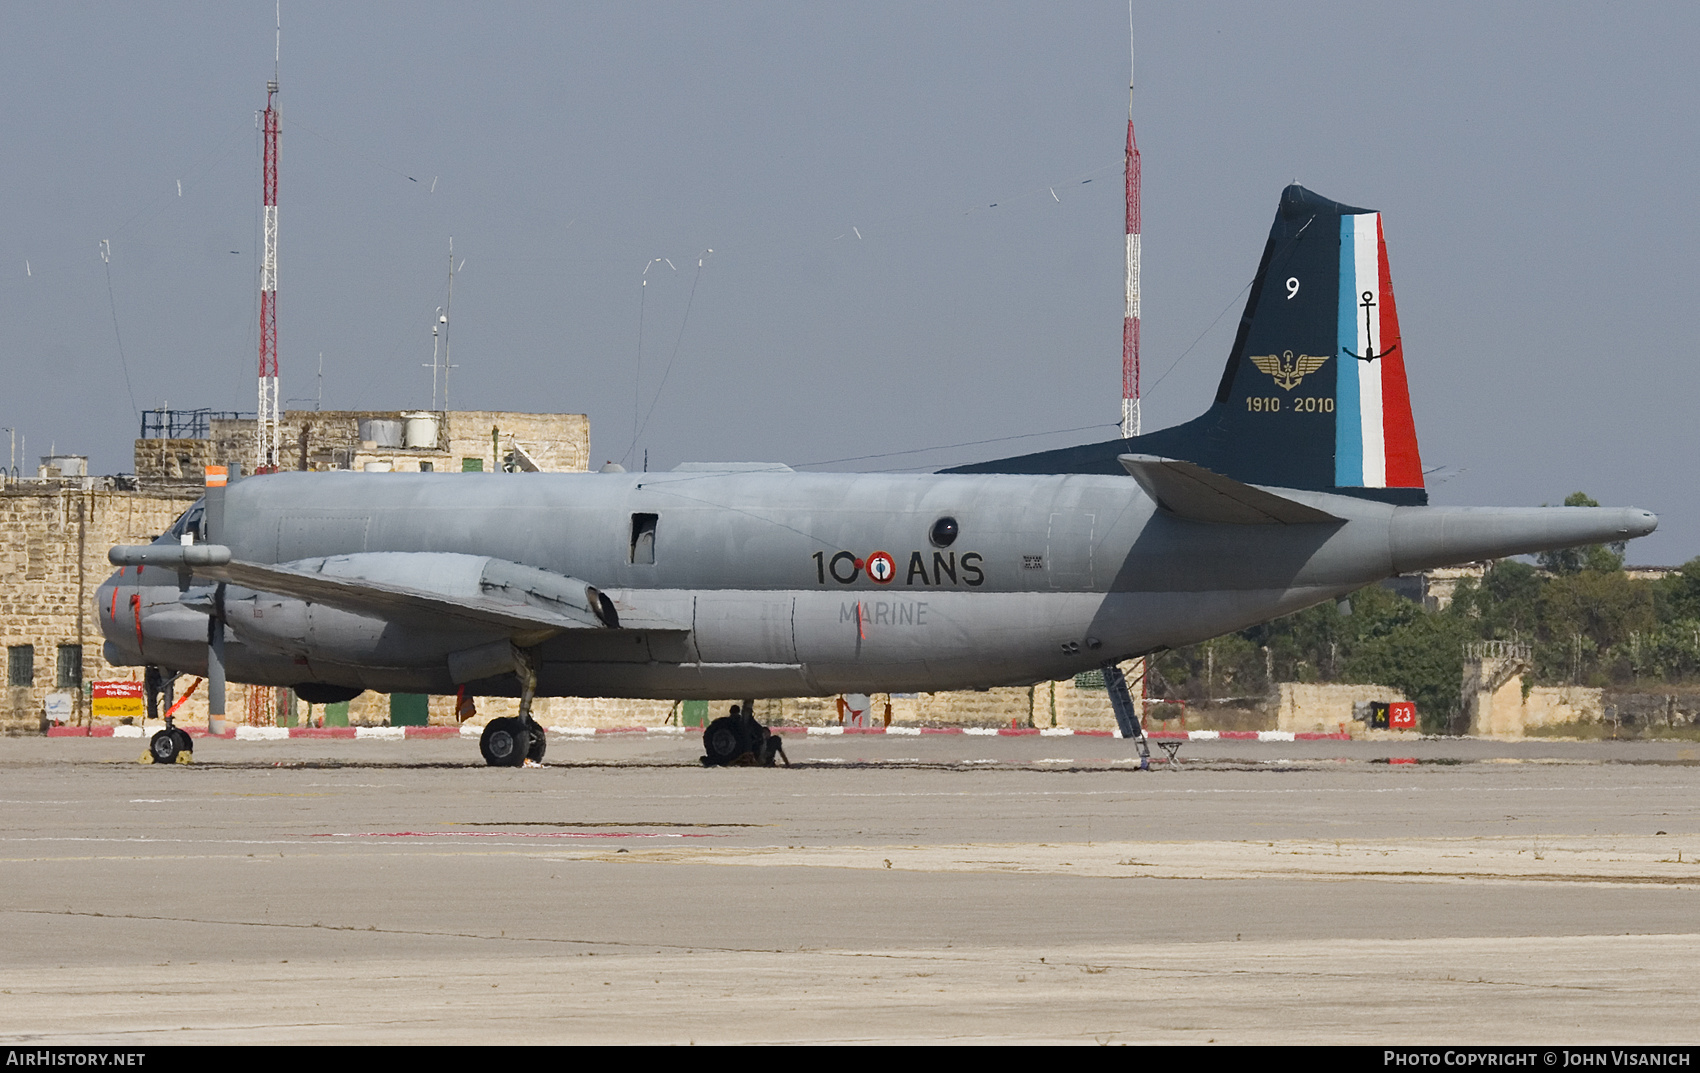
442;238;455;411
1121;4;1142;439
256;7;282;472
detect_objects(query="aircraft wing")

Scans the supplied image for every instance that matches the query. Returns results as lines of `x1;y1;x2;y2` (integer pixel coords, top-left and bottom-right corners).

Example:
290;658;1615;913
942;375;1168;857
1117;454;1344;525
193;552;687;637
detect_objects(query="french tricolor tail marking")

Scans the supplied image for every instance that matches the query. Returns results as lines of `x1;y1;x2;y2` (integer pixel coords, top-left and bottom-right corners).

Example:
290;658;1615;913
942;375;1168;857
1335;213;1423;489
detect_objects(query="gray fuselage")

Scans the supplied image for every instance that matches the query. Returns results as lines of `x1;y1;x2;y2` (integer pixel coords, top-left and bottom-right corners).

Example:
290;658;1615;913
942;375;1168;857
96;469;1657;700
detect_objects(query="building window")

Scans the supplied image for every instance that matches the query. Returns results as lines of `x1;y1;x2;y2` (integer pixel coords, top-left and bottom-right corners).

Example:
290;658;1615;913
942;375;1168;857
8;645;34;688
56;645;82;689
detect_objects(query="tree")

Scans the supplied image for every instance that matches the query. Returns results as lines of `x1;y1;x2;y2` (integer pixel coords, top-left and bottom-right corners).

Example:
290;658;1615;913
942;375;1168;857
1655;557;1700;622
1539;569;1655;684
1152;633;1264;703
1537;492;1627;574
1450;559;1542;641
1341;606;1472;732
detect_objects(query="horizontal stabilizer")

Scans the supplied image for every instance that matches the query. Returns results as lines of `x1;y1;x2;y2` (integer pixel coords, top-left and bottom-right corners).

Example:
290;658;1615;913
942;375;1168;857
194;553;687;639
1118;455;1343;525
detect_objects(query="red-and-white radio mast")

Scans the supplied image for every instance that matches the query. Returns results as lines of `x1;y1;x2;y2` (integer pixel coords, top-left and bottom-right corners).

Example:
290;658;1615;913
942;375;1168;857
1121;13;1141;440
1122;8;1149;714
256;12;281;472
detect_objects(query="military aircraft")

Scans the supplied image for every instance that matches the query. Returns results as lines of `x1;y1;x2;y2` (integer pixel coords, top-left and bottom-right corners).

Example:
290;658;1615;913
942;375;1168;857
100;185;1657;767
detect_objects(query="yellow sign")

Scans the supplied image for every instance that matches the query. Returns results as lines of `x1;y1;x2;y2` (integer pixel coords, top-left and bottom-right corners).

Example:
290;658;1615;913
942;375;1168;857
92;681;145;718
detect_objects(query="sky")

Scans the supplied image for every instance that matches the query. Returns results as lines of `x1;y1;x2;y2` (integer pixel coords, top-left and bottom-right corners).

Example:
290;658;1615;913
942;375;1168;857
2;2;1696;561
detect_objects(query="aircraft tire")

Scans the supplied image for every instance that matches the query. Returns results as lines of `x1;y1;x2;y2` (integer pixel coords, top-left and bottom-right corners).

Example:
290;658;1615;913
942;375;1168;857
148;729;181;765
702;717;746;766
173;728;194;755
479;718;529;768
526;721;547;763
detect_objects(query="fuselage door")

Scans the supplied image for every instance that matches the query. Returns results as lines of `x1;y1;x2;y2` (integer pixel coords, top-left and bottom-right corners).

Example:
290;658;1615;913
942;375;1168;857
1046;512;1095;591
690;592;798;664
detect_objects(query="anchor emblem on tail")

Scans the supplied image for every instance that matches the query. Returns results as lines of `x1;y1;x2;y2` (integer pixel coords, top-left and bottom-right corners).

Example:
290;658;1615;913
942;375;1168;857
1343;290;1400;363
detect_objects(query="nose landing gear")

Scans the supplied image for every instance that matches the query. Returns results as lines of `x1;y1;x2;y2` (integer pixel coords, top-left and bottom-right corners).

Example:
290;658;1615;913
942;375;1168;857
145;723;194;765
139;665;193;765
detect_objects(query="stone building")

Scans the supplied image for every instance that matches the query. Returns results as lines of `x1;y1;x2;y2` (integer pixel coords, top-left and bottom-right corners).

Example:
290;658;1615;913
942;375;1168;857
133;408;590;482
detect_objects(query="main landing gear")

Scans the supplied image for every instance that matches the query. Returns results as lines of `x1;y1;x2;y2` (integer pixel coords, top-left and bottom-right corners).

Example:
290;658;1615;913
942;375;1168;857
701;701;788;767
479;715;547;767
479;646;548;768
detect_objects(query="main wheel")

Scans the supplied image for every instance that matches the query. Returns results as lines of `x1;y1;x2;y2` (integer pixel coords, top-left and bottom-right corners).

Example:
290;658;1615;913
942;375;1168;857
172;727;194;756
480;718;529;767
526;720;548;763
702;716;748;766
148;729;181;765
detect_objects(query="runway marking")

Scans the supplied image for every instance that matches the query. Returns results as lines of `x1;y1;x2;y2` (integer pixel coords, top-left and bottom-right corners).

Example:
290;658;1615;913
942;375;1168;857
0;837;333;846
10;837;1672;889
452;826;771;836
0;907;761;955
450;835;1700;887
786;783;1679;798
313;831;719;839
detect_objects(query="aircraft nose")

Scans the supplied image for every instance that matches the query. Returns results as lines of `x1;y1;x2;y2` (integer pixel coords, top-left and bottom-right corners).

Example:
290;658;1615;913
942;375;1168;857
94;572;129;648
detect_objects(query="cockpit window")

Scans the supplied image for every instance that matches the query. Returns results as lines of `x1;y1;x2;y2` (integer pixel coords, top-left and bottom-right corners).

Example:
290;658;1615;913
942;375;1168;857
162;498;207;544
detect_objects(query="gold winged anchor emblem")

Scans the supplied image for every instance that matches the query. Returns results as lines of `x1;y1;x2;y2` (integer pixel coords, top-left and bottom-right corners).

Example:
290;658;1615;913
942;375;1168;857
1250;350;1330;391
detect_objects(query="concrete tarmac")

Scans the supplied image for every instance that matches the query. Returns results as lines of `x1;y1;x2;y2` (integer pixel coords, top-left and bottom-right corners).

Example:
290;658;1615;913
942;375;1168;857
2;732;1698;1044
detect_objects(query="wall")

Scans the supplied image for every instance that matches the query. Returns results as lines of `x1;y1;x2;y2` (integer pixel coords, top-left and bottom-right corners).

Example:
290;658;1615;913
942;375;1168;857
0;485;199;733
1276;682;1409;734
1467;676;1603;737
1524;686;1605;730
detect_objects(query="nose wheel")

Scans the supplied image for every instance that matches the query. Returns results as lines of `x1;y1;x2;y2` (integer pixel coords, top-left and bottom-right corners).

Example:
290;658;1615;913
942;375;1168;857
144;723;193;765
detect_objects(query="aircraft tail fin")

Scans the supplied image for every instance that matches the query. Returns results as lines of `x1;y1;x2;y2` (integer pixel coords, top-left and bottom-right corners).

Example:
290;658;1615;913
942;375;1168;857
947;184;1427;505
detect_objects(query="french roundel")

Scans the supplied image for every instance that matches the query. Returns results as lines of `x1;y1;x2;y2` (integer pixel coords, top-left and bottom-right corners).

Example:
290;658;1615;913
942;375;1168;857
866;551;896;584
